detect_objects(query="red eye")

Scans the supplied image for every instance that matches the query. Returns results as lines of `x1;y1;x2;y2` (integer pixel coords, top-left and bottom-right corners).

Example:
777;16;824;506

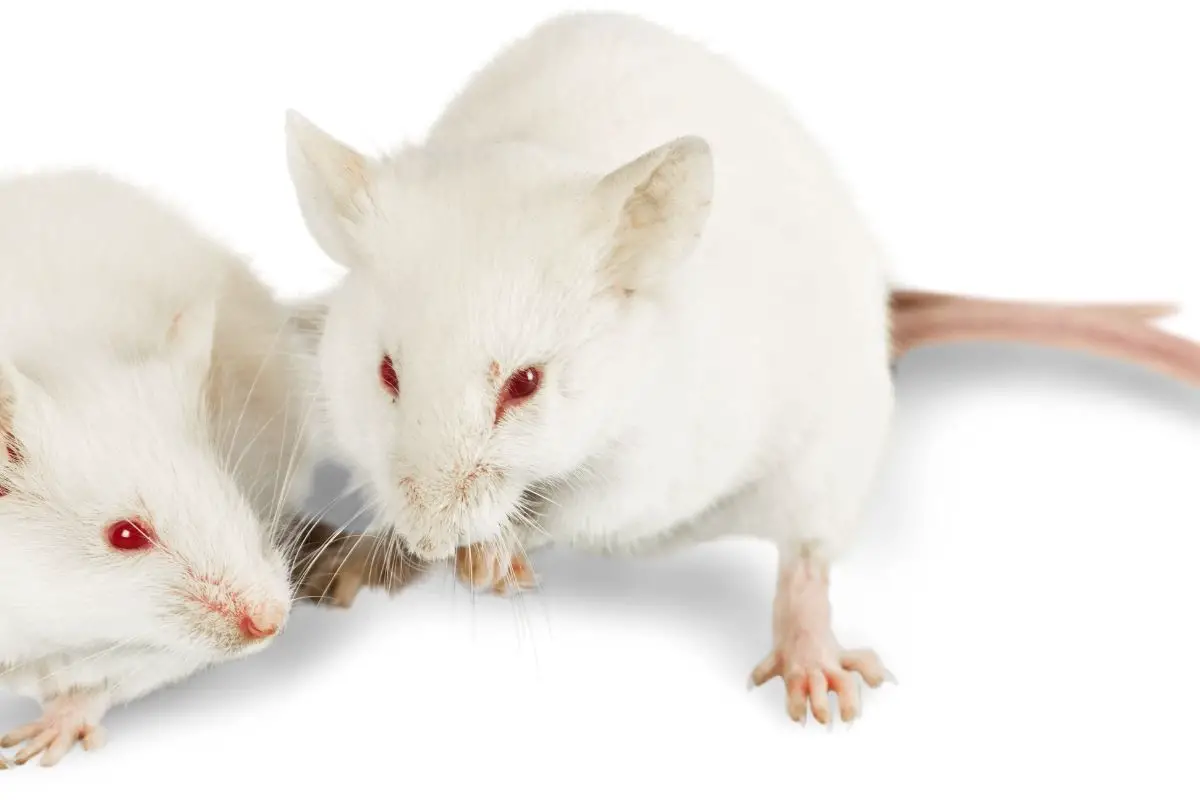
495;366;542;423
107;518;156;552
379;354;399;398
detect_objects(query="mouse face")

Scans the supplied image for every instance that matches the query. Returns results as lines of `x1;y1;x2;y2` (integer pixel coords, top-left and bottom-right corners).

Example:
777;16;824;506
317;193;627;559
0;302;292;663
286;113;713;559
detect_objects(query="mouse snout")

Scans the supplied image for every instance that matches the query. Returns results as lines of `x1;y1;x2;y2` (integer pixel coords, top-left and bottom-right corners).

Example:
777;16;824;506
178;571;290;654
238;602;286;642
390;462;514;561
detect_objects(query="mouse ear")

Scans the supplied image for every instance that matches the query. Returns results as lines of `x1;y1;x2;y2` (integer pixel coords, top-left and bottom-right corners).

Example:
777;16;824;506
589;135;714;297
285;109;376;271
164;294;218;377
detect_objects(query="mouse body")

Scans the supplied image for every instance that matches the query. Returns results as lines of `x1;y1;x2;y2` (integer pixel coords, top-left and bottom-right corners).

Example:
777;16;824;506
283;11;1200;721
0;169;318;767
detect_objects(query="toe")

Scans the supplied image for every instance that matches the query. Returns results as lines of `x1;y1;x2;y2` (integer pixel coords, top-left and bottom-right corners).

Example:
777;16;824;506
14;727;56;765
784;674;810;724
39;731;77;768
807;670;831;725
510;556;538;590
1;722;42;749
78;729;106;753
827;670;861;722
749;652;782;687
841;649;890;688
80;726;106;752
457;546;502;590
495;557;538;595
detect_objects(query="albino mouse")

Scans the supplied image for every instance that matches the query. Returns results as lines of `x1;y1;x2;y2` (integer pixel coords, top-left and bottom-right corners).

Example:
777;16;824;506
0;169;317;767
281;11;1200;723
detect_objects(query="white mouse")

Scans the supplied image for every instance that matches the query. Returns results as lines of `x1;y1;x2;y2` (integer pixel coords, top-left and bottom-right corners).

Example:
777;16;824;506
0;169;318;767
281;11;1200;723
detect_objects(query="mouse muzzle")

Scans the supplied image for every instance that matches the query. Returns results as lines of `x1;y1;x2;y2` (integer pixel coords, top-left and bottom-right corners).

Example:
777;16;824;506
175;571;291;657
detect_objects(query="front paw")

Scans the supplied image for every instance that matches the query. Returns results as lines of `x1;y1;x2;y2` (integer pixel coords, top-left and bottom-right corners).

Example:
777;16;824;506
291;518;428;609
750;642;892;725
454;543;538;596
1;692;107;768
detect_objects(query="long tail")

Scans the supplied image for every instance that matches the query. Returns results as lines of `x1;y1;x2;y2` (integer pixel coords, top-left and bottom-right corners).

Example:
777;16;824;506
890;289;1177;323
889;289;1200;385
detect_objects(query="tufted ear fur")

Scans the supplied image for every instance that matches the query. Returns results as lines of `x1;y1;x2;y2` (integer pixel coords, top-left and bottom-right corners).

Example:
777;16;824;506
590;135;714;297
284;109;376;270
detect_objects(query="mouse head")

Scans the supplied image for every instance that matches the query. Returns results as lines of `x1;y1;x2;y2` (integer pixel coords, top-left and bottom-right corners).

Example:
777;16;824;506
284;111;713;559
0;297;292;661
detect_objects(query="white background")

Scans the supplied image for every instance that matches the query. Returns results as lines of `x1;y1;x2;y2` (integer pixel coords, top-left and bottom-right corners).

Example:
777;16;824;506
3;0;1200;796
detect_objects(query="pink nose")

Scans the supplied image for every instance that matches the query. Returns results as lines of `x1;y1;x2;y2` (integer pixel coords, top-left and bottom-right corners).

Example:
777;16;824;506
238;604;284;641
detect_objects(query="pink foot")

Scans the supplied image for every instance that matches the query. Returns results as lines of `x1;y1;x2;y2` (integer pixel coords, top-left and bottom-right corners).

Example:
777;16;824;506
0;692;108;768
749;552;893;725
455;543;538;596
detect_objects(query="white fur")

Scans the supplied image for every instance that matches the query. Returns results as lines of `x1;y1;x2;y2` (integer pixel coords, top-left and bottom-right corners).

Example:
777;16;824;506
0;170;316;724
286;12;894;569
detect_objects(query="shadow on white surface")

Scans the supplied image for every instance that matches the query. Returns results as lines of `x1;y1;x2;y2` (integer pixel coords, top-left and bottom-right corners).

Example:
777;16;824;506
893;339;1200;418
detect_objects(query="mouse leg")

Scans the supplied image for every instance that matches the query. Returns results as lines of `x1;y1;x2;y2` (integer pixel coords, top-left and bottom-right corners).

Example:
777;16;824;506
748;542;894;724
665;466;896;725
742;379;895;724
0;689;109;768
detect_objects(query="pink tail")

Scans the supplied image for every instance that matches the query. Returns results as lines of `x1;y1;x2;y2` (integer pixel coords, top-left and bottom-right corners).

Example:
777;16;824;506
890;289;1176;324
889;289;1200;385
